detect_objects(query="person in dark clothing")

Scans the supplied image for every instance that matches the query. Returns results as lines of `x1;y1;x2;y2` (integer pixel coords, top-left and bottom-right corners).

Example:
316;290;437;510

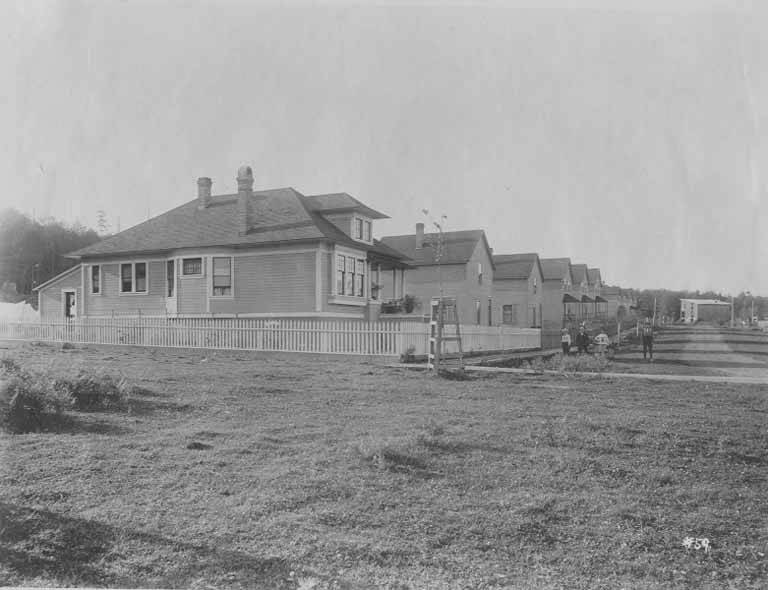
642;318;654;362
575;325;590;354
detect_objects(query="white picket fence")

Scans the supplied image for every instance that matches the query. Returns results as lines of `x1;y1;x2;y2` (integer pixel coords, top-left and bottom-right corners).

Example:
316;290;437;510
0;317;540;357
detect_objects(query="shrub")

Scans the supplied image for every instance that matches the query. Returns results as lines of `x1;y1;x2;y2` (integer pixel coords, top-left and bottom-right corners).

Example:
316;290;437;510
55;374;128;411
402;294;419;314
0;375;73;433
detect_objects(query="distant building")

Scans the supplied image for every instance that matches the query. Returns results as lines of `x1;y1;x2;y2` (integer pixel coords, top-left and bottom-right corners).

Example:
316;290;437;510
679;299;731;324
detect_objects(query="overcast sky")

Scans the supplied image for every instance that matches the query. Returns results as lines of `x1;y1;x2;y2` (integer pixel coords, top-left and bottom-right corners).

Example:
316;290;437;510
4;0;766;294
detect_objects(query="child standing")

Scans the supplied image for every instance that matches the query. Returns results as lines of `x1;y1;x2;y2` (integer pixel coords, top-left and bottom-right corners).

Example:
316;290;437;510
560;328;571;355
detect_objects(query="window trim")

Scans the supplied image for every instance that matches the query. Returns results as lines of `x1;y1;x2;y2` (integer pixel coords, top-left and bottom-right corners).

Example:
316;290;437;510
351;216;373;244
181;256;204;278
118;261;149;296
502;304;518;325
210;255;234;298
332;248;367;301
166;259;176;298
90;264;102;295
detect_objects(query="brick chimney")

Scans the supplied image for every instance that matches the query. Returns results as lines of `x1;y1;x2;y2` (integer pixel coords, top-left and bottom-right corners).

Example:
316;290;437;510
197;177;212;208
236;165;254;235
415;222;425;249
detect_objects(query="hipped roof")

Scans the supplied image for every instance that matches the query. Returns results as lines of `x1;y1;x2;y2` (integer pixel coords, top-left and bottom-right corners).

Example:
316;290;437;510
67;189;406;262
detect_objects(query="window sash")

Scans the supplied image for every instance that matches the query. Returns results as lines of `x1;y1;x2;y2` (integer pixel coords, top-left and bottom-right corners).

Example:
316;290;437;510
212;257;232;296
354;218;363;239
166;260;174;297
91;265;100;294
364;221;372;241
135;263;147;292
183;258;203;275
120;264;133;293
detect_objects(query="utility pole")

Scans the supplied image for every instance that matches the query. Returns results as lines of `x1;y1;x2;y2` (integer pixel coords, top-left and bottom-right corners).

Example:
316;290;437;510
730;294;735;328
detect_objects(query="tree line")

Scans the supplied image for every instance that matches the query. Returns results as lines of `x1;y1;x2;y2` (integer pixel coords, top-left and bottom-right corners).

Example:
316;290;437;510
0;209;101;302
616;287;766;324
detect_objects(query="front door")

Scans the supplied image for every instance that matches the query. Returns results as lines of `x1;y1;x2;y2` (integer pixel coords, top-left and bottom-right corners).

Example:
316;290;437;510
165;259;177;315
64;291;76;319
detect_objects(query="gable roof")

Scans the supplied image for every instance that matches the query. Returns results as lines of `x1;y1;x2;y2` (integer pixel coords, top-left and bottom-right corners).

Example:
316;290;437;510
587;268;602;286
571;263;589;284
380;230;494;267
492;253;542;281
540;257;573;282
304;193;389;219
67;189;405;261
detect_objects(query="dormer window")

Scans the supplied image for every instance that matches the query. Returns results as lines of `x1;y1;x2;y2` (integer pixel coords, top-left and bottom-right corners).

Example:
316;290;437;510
352;216;372;243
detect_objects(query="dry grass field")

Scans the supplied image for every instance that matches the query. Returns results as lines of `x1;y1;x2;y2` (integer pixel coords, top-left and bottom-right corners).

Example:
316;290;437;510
1;340;767;589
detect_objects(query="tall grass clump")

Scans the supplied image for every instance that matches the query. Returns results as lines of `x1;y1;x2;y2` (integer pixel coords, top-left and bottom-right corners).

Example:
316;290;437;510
543;353;611;374
55;373;129;411
0;359;73;433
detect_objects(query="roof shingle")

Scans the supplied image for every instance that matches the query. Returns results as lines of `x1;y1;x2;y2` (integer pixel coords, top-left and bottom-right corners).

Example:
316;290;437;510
493;253;539;280
380;230;488;266
67;188;404;261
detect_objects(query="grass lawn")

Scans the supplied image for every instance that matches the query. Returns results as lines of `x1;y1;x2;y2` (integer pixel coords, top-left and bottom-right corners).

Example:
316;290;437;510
1;340;767;589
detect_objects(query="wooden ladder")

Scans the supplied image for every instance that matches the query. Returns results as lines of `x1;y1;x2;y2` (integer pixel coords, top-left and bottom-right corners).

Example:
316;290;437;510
428;297;464;373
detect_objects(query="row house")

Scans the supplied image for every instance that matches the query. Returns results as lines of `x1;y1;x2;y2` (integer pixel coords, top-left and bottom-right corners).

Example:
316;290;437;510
379;225;495;325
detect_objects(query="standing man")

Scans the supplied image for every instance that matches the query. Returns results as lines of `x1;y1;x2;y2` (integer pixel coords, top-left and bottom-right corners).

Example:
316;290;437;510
575;325;590;355
642;318;654;362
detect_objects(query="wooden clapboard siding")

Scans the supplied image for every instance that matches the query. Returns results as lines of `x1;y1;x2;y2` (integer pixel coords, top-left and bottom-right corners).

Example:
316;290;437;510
84;261;167;317
38;267;82;320
208;251;316;314
493;262;543;328
391;239;495;324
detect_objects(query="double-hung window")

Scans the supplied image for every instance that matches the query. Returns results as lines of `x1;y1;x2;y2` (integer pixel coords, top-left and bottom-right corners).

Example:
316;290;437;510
120;262;147;293
354;218;364;240
503;304;518;325
336;255;346;294
212;257;232;296
364;221;372;242
336;254;366;297
344;257;355;295
355;259;365;297
91;265;101;294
